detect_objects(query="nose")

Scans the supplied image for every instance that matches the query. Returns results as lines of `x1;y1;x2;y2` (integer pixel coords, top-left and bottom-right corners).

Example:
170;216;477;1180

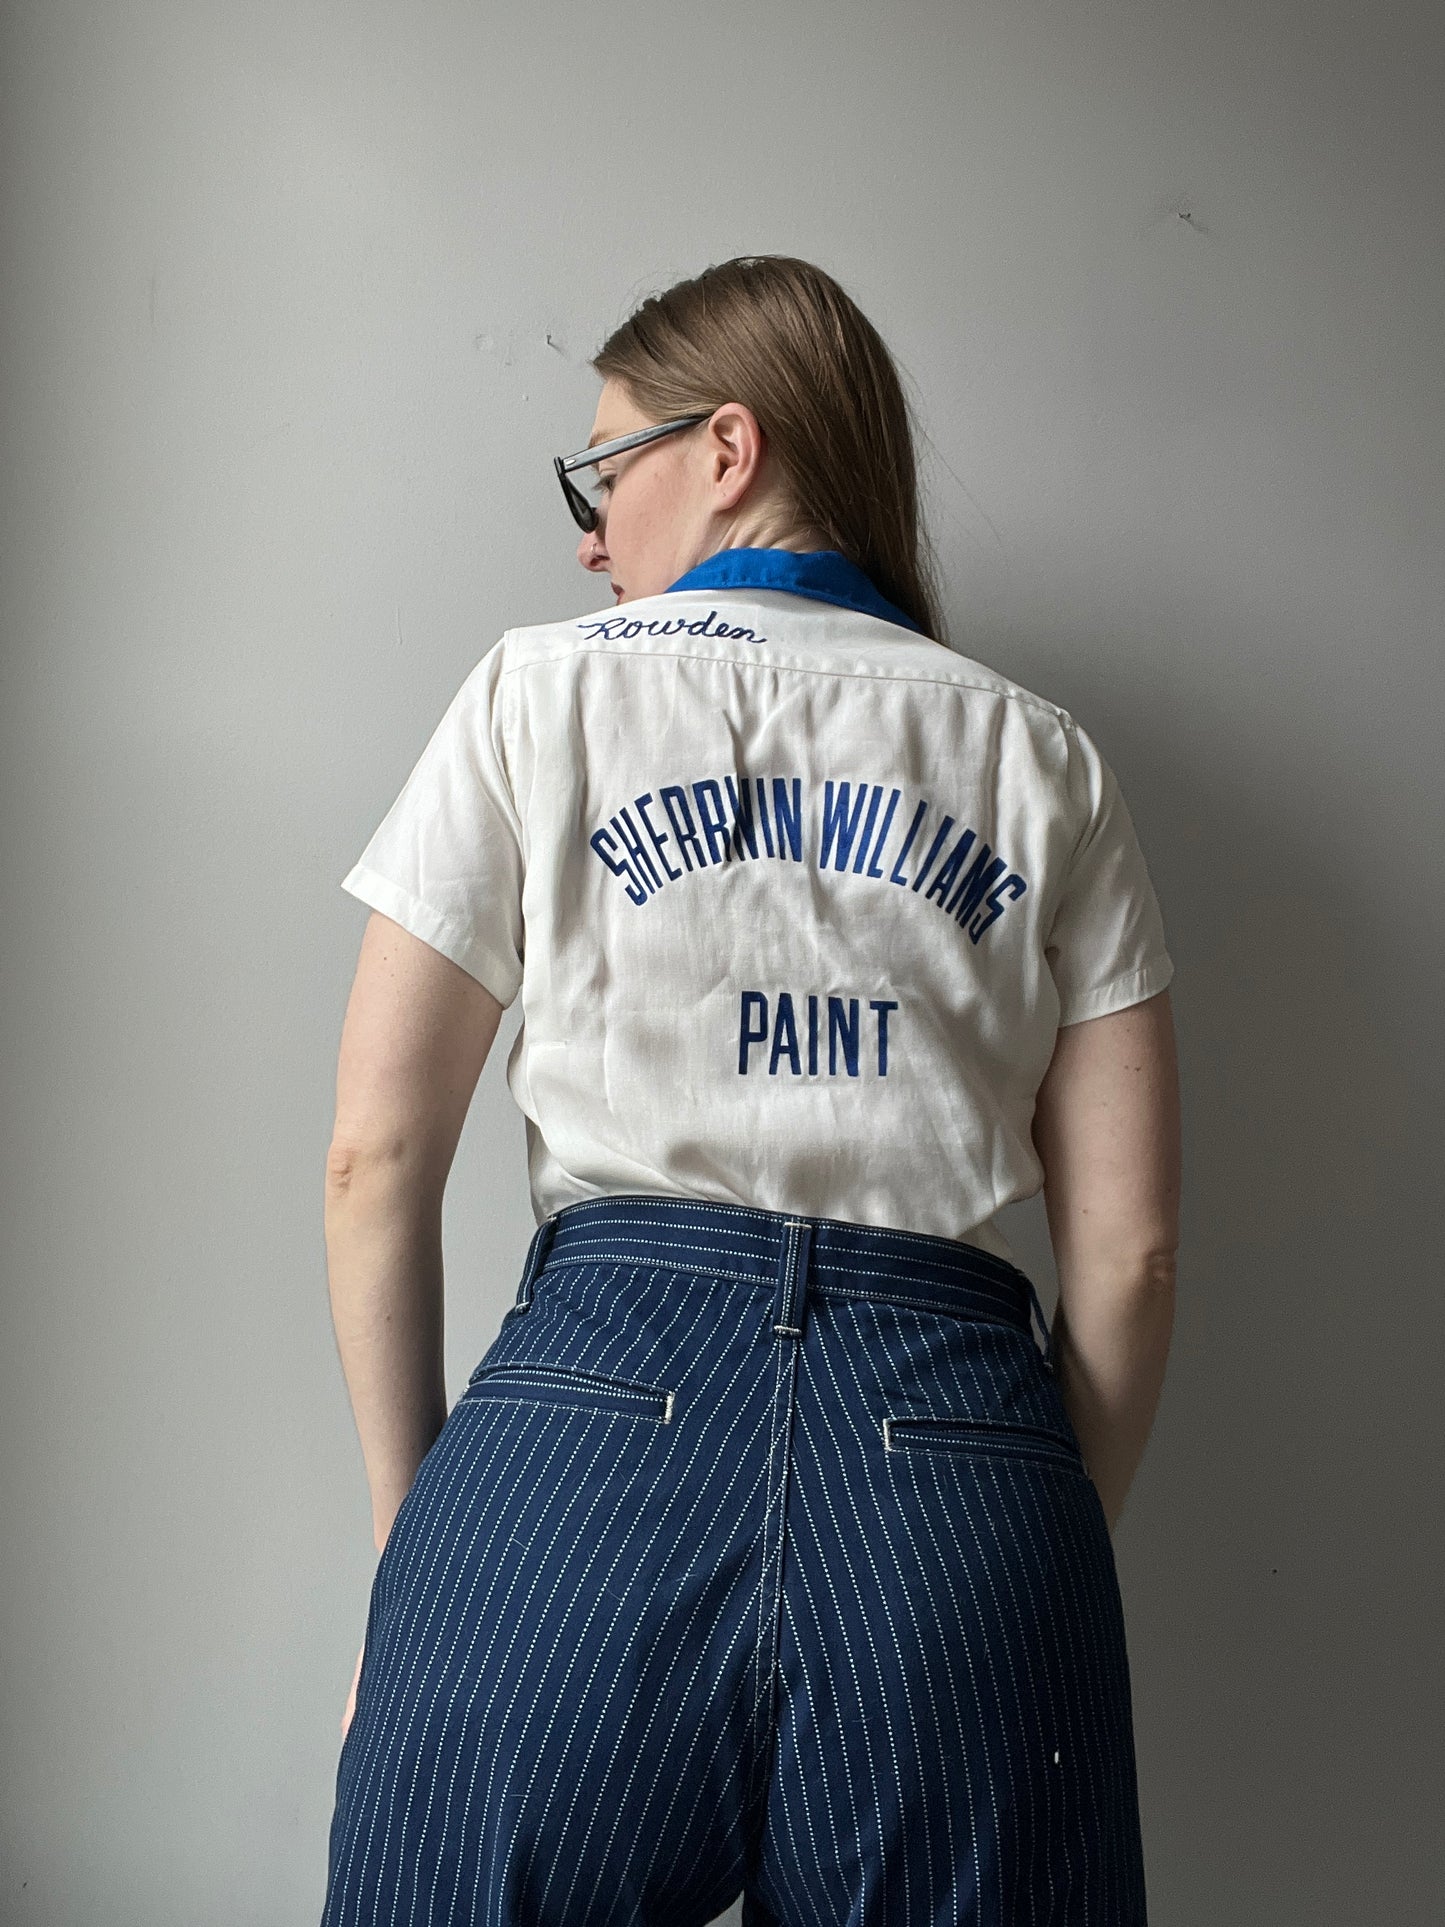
577;525;609;573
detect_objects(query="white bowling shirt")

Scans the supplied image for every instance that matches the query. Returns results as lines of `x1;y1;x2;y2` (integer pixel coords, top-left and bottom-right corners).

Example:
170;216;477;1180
341;546;1174;1265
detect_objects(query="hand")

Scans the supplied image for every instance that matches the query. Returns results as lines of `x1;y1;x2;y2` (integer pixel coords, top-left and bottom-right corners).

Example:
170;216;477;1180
341;1641;365;1740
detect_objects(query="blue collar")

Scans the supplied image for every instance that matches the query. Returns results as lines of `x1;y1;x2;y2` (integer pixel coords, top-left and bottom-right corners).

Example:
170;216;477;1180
663;546;925;635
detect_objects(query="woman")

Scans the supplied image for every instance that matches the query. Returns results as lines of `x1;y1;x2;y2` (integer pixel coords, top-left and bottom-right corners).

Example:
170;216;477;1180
320;254;1179;1926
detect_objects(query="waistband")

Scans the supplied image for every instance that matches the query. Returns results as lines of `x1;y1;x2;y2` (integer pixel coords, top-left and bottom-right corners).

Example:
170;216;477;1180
516;1193;1055;1368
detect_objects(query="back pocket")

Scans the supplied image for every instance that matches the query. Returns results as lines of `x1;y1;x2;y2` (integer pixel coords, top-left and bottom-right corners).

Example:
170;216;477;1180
460;1360;675;1426
883;1414;1087;1477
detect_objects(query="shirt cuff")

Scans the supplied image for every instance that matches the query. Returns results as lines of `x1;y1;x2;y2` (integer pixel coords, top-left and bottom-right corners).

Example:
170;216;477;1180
341;863;521;1009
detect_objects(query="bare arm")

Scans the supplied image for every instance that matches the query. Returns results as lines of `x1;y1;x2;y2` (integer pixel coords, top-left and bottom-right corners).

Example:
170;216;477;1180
1030;987;1181;1535
324;911;506;1553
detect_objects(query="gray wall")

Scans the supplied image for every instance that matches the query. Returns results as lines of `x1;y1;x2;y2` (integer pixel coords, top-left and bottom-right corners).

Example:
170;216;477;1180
2;2;1441;1921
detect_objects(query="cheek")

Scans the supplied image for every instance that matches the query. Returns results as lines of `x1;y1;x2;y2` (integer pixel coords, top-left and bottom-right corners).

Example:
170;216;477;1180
609;482;650;554
630;466;676;539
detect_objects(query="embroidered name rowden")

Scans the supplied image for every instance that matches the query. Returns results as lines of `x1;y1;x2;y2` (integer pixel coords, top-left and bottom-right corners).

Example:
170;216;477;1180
589;774;1026;942
576;606;772;648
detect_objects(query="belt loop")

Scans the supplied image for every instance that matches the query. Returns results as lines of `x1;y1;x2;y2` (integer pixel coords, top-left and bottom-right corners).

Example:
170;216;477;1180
772;1217;812;1337
1022;1272;1055;1372
516;1212;559;1311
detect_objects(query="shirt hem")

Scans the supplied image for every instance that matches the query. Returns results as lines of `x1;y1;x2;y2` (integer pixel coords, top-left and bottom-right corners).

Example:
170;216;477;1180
340;864;522;1008
1055;953;1174;1027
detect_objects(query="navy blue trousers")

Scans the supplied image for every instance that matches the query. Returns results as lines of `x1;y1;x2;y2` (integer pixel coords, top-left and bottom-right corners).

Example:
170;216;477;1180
321;1195;1148;1925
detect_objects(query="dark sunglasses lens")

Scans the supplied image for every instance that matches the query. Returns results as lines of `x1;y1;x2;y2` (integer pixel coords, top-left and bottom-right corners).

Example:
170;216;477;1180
558;468;596;532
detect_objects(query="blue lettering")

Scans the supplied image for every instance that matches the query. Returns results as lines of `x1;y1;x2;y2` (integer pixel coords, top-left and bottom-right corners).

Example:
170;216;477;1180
969;872;1027;939
819;781;869;870
828;997;860;1077
869;1000;897;1074
573;609;768;644
865;788;901;877
754;776;774;857
910;815;955;892
769;993;801;1075
659;784;706;871
724;774;759;859
589;826;646;906
925;827;978;906
851;786;884;874
691;778;731;864
739;992;768;1073
737;988;899;1076
611;806;662;891
946;849;1007;923
890;798;928;885
772;776;803;861
633;792;681;882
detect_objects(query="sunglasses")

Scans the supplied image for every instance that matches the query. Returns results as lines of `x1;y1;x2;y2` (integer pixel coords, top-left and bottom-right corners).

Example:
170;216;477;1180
554;413;713;533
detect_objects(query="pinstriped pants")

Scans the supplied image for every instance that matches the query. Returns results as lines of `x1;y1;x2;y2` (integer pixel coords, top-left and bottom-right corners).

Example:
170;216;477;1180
320;1194;1149;1925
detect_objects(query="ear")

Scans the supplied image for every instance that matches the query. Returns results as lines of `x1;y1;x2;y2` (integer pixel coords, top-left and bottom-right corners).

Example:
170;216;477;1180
705;400;766;505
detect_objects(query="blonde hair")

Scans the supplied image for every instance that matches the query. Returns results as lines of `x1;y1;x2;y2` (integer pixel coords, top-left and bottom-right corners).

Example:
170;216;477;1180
592;255;947;644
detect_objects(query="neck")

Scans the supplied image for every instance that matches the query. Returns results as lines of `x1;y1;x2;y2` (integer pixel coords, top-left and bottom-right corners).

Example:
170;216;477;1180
688;503;831;567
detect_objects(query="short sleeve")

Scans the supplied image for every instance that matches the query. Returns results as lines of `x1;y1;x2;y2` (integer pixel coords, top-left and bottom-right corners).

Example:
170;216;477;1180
1044;717;1175;1026
340;635;525;1007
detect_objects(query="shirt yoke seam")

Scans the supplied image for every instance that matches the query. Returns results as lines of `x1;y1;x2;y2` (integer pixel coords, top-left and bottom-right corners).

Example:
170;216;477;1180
495;636;1073;723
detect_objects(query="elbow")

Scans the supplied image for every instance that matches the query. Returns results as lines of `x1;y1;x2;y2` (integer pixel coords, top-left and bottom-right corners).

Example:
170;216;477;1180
324;1135;409;1199
324;1140;365;1199
1057;1236;1178;1304
1111;1245;1178;1300
1139;1245;1178;1291
324;1133;449;1214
